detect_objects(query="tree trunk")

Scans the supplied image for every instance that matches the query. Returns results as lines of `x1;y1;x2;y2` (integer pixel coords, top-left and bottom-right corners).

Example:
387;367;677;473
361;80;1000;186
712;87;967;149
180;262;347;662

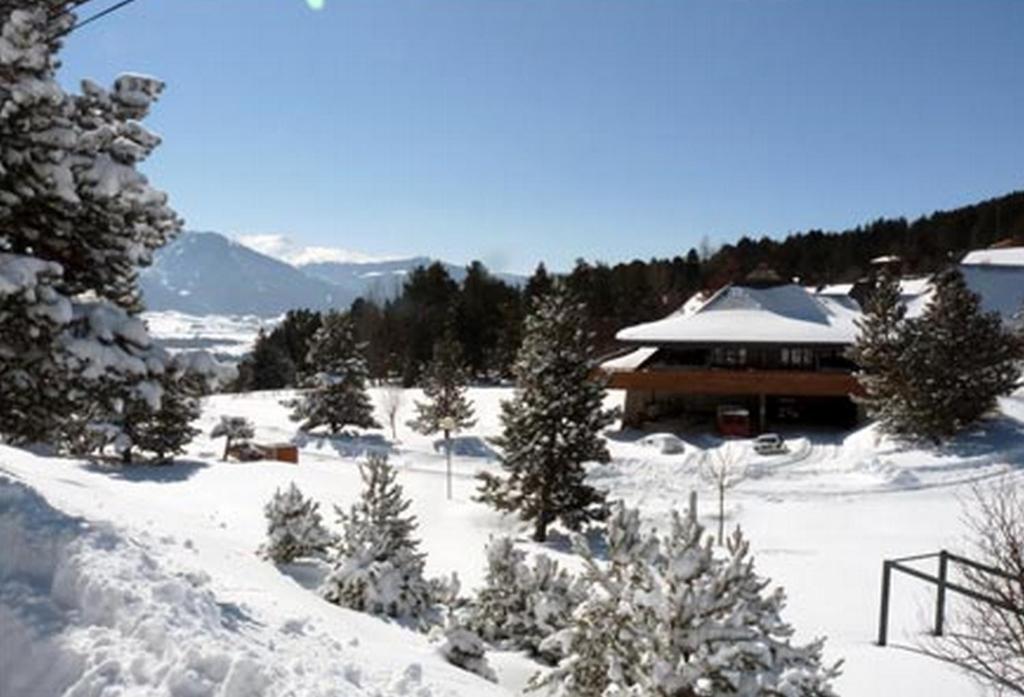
533;514;548;543
223;436;231;461
718;483;725;546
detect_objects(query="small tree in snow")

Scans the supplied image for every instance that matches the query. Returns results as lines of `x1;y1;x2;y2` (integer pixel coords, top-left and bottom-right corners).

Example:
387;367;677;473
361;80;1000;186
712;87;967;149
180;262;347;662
261;483;335;564
380;382;405;441
321;453;435;622
290;311;379;434
409;328;476;444
463;536;585;661
477;282;617;542
700;443;749;546
532;503;841;696
123;365;204;463
210;416;255;460
925;477;1024;694
435;625;498;683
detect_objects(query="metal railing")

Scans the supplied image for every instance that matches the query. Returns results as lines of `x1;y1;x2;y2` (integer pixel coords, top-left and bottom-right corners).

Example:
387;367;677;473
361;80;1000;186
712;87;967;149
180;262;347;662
877;550;1024;646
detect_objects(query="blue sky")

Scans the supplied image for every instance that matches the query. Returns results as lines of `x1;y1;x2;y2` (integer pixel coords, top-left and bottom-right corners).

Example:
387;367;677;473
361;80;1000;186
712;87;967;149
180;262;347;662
60;1;1023;273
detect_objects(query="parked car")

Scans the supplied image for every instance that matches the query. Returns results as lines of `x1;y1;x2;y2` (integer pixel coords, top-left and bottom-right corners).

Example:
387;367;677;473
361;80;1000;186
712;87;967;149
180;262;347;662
753;433;787;455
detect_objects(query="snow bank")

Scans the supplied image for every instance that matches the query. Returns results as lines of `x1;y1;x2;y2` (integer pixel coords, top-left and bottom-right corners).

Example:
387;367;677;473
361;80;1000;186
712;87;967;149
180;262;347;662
0;473;504;697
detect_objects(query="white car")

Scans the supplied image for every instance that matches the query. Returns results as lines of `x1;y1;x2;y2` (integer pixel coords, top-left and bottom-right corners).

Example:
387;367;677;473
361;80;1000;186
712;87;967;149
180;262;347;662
753;433;787;455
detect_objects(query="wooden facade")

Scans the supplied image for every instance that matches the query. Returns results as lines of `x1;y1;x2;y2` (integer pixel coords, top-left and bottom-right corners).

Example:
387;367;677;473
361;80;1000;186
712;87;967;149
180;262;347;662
606;367;863;398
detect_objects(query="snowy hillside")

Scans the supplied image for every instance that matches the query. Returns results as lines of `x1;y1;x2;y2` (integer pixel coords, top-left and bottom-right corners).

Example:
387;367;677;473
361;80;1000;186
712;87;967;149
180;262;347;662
140;232;524;317
4;387;1023;695
139;232;346;316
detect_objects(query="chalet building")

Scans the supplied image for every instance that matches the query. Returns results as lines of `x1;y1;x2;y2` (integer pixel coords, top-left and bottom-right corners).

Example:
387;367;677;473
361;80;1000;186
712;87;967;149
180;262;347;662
600;269;864;433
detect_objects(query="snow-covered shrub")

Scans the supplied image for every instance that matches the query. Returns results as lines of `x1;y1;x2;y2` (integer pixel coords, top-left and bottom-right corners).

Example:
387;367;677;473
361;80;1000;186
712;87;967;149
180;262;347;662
477;281;617;542
434;626;497;683
260;483;334;564
210;416;256;461
320;453;439;624
463;536;585;662
532;503;842;696
289;311;378;434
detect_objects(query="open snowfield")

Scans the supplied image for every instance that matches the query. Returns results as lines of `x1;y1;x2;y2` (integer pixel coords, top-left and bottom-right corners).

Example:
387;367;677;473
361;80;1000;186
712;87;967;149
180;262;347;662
142;311;274;359
3;386;1024;696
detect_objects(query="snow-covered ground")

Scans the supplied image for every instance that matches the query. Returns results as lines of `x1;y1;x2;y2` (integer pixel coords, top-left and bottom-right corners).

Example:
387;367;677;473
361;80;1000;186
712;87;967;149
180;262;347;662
142;311;274;359
4;387;1024;696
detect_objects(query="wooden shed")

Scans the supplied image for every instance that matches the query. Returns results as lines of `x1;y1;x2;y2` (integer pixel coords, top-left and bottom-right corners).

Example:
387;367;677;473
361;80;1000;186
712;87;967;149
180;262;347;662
257;443;299;464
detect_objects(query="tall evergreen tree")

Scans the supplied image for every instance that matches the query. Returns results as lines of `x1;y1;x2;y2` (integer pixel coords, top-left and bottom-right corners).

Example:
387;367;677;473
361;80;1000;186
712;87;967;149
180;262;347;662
848;268;909;430
290;311;379;434
409;328;475;441
0;4;188;450
237;328;296;391
476;282;617;542
896;268;1020;440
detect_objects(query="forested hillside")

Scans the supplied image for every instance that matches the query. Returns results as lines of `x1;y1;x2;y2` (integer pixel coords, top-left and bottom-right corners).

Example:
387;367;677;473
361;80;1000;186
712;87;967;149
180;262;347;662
234;190;1024;388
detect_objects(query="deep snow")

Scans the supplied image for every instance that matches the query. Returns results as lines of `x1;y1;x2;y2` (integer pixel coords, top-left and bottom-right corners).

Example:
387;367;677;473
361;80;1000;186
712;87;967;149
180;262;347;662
3;386;1023;696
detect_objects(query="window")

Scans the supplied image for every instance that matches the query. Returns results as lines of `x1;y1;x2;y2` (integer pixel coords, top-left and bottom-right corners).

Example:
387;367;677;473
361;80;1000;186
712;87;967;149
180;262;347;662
711;346;747;366
781;347;814;369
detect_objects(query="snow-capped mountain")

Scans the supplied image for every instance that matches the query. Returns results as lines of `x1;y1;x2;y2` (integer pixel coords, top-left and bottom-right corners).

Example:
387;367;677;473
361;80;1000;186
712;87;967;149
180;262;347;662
140;231;522;317
139;232;348;316
235;233;391;266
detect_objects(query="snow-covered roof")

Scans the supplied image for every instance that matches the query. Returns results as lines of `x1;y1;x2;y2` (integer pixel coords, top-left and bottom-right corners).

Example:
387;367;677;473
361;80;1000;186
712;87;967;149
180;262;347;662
616;284;861;346
898;277;931;298
599;347;658;372
815;283;854;297
959;264;1024;320
961;246;1024;267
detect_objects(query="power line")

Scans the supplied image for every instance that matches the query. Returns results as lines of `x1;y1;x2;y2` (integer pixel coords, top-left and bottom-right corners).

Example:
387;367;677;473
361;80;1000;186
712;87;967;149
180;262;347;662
67;0;144;34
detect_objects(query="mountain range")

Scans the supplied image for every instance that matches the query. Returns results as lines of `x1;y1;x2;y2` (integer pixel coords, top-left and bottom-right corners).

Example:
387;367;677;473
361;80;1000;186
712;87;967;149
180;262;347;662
139;231;522;317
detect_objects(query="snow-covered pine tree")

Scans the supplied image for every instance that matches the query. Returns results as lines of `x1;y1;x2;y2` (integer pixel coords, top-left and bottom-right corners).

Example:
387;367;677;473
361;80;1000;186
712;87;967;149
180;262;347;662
321;453;434;622
0;257;74;444
290;311;379;434
463;536;584;660
408;327;475;442
849;268;909;430
261;483;335;564
533;503;841;697
210;416;256;460
435;626;498;683
896;267;1020;441
476;282;617;542
0;4;185;449
121;362;203;463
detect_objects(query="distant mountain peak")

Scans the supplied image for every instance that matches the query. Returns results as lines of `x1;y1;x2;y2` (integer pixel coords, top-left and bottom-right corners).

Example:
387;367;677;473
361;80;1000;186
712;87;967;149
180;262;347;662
234;233;398;266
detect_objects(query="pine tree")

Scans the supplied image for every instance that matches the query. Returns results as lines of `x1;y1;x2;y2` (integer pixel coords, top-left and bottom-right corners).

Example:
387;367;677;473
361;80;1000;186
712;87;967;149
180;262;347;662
261;483;335;564
463;536;585;660
435;626;498;683
896;268;1021;440
0;5;186;448
124;363;203;463
477;282;617;542
321;453;434;622
237;328;296;391
533;504;841;697
409;328;475;442
290;311;378;434
849;268;909;427
210;416;256;460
